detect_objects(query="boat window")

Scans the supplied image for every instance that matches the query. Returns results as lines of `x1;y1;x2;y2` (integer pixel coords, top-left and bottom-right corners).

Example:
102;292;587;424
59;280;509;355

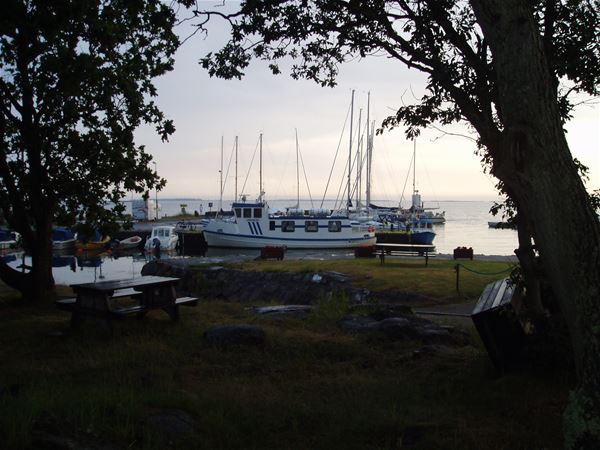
158;229;166;237
254;208;262;218
269;221;275;231
243;209;252;218
328;221;342;232
305;221;319;232
235;208;242;218
281;221;295;232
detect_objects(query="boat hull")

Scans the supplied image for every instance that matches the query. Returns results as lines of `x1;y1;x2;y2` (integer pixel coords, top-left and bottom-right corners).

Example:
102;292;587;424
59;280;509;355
376;231;436;246
203;229;376;249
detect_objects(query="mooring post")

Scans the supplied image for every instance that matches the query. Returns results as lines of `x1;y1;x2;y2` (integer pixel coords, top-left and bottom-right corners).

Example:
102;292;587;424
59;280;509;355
455;263;460;293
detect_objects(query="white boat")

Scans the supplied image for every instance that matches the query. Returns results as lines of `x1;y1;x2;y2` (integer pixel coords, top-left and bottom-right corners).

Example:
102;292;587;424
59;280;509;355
144;226;178;251
0;228;21;250
118;235;143;249
203;201;376;249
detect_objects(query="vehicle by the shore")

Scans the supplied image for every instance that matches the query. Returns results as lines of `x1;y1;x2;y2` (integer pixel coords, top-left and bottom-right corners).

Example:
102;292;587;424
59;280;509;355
144;225;178;251
203;201;377;249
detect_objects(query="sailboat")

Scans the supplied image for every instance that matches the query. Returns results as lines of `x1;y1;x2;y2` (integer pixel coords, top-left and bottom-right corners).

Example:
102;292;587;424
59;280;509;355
202;133;377;249
397;140;445;224
372;140;437;245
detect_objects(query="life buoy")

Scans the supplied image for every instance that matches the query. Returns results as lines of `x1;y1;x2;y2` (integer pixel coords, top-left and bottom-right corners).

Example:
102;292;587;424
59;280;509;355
367;225;375;233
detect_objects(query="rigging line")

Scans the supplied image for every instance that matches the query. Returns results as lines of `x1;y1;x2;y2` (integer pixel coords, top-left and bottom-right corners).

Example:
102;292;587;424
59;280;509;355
297;134;315;209
222;138;236;198
420;149;441;207
348;147;362;203
240;136;260;198
320;100;352;209
399;148;414;209
332;156;347;212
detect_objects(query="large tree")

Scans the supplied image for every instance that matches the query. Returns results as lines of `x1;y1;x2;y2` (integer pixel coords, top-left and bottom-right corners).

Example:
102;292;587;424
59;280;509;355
0;0;186;300
196;0;600;447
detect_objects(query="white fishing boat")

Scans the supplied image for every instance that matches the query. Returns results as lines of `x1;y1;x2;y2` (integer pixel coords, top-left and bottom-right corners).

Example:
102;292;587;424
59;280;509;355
203;201;376;249
205;129;376;249
144;225;178;251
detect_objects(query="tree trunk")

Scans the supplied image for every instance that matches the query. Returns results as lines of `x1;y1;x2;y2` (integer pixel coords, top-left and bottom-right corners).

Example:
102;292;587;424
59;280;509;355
514;216;544;319
0;218;55;302
471;1;600;448
27;219;55;302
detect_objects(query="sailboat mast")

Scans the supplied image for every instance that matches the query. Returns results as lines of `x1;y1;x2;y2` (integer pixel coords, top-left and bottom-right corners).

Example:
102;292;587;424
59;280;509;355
347;90;354;214
219;135;224;212
412;138;416;195
295;128;300;209
357;108;362;210
235;136;238;201
259;133;263;203
366;92;371;210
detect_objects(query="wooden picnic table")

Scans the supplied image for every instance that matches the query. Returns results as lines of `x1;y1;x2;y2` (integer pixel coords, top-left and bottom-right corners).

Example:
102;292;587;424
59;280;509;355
56;275;198;332
374;243;436;266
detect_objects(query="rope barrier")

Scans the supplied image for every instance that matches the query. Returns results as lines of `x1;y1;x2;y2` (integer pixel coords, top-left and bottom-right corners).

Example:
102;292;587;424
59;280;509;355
454;263;518;293
455;263;516;276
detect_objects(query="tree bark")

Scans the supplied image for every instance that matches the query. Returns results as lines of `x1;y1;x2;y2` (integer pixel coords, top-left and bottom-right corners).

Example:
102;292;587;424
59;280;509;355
514;217;544;319
471;1;600;448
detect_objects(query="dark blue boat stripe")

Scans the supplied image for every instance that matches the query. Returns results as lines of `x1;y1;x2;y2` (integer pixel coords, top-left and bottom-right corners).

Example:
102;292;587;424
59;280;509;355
256;222;263;235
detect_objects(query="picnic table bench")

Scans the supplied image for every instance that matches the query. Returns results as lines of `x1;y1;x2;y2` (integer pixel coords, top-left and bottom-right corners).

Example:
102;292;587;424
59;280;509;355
375;243;437;266
55;275;198;332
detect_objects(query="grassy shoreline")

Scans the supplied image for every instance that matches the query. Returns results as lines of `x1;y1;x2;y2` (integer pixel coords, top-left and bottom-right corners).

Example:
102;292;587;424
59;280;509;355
0;259;569;449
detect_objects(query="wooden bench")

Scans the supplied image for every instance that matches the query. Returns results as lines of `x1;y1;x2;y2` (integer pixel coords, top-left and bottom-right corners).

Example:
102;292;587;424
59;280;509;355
56;276;198;332
471;278;525;370
111;296;198;317
55;288;144;311
375;243;436;266
56;294;199;315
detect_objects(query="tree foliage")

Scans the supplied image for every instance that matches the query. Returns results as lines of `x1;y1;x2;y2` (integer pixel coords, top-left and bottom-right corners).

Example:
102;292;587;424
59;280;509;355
199;0;598;140
0;0;181;232
0;0;183;297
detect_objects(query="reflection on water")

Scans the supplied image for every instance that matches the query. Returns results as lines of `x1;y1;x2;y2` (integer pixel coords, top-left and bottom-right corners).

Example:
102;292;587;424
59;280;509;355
2;200;519;285
4;246;360;286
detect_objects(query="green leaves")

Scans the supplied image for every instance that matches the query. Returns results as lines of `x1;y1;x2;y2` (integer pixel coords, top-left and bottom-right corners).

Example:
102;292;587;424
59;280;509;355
0;0;179;236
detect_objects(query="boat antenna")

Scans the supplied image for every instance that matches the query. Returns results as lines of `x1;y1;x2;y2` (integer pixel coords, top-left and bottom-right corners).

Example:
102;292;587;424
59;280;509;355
347;89;354;215
235;136;238;201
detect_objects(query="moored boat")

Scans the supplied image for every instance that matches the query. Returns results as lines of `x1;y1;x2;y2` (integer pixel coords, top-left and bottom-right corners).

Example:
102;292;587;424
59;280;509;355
203;201;377;249
144;225;178;251
117;235;143;250
52;226;76;251
76;230;111;251
0;228;21;250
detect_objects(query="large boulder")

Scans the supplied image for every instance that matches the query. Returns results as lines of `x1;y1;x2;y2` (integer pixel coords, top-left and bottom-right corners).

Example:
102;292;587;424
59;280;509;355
337;310;471;346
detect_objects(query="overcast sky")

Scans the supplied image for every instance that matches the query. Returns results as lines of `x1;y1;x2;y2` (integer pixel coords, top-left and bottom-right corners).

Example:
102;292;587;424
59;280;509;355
135;2;600;205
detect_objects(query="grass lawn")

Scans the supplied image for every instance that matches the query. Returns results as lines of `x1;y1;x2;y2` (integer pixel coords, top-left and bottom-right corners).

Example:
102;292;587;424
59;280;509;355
0;259;569;449
228;257;519;304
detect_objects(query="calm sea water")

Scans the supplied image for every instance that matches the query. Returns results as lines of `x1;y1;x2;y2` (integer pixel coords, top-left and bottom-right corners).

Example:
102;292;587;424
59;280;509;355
124;197;518;256
4;198;518;285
